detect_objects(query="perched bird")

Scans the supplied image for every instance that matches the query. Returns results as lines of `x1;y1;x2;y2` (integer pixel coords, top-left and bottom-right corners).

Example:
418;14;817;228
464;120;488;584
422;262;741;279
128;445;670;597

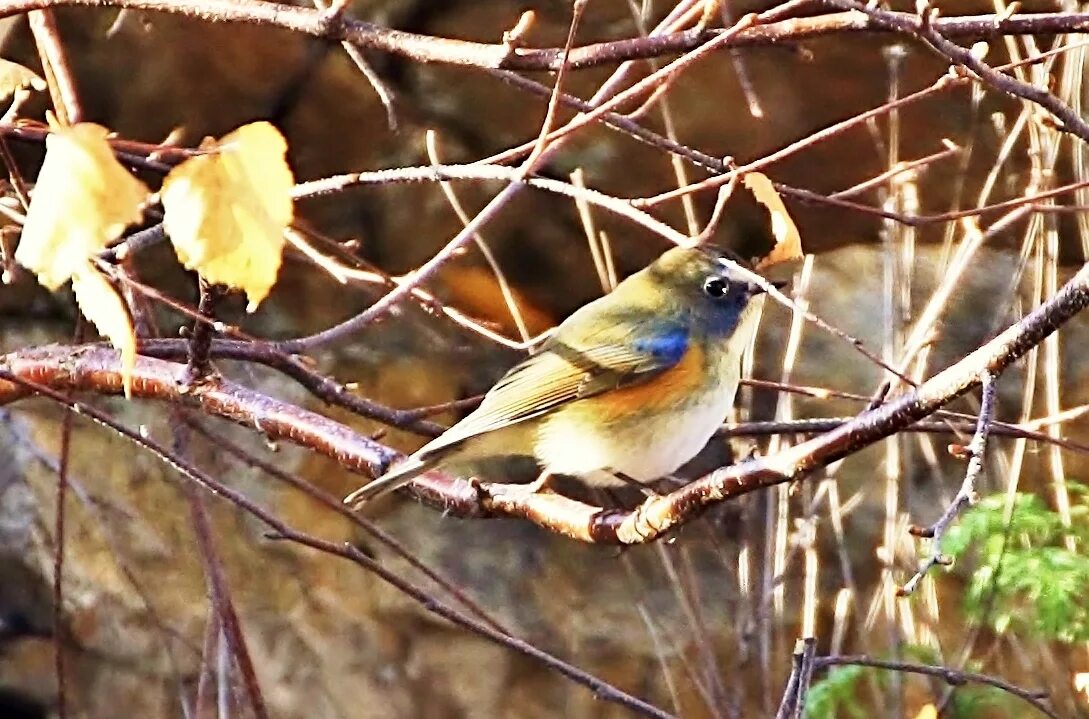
345;245;769;505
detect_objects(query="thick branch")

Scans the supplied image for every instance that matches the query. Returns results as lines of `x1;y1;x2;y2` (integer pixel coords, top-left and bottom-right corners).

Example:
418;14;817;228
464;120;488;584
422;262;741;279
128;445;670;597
3;258;1088;544
489;261;1089;543
0;345;396;477
0;2;1083;71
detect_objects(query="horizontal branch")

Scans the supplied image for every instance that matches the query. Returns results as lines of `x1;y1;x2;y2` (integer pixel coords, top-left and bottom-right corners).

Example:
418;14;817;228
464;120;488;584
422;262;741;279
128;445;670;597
0;1;1084;71
485;260;1089;543
0;371;669;718
0;345;393;476
814;656;1058;719
3;259;1088;543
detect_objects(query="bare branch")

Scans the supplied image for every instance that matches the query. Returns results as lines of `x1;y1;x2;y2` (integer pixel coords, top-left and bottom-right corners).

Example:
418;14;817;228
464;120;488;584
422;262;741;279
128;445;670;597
0;1;1084;72
2;261;1087;543
813;655;1059;719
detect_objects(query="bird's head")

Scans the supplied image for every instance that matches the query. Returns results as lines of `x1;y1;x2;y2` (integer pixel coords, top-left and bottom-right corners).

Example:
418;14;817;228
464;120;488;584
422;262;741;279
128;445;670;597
638;245;772;338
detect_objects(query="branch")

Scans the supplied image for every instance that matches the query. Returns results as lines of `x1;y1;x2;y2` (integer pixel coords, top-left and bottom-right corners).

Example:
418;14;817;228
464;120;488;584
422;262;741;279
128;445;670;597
826;0;1089;143
2;259;1088;544
486;261;1089;543
0;345;401;482
0;370;673;719
0;1;1084;71
813;655;1059;719
775;637;817;719
900;370;999;595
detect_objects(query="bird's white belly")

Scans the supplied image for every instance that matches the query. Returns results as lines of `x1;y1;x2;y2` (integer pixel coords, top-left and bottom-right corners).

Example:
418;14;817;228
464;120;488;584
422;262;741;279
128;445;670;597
534;381;737;484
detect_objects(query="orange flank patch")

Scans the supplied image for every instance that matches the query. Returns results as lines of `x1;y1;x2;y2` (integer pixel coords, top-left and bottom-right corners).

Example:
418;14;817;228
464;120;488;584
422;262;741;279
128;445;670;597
585;341;706;421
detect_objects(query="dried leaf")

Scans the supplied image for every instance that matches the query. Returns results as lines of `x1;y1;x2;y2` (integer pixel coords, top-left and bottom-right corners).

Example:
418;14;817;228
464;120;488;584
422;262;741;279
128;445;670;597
16;123;148;289
71;263;136;397
0;58;45;102
161;121;294;311
743;171;804;270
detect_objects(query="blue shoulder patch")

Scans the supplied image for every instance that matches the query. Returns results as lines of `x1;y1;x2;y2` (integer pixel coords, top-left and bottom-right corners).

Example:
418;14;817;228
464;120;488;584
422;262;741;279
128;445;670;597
632;325;689;367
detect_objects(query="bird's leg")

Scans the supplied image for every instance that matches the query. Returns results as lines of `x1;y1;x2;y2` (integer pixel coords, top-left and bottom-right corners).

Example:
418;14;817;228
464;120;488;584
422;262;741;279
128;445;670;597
484;471;553;502
524;470;553;494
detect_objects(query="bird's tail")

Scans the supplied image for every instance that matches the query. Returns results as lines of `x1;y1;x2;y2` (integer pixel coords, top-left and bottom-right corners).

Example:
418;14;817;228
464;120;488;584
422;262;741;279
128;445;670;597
343;454;438;507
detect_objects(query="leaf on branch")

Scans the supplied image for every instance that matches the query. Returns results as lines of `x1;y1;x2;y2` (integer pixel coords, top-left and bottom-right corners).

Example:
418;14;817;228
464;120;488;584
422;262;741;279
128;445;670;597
71;263;136;397
743;171;804;270
15;121;149;289
161;121;294;312
0;58;45;101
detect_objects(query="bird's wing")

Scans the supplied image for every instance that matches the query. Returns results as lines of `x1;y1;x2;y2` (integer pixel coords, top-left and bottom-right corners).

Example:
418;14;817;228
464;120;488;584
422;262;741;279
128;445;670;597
416;322;690;460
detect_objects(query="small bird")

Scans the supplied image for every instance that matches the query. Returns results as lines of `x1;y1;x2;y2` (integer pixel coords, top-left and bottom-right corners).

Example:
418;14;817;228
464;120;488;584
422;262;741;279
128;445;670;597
345;245;769;505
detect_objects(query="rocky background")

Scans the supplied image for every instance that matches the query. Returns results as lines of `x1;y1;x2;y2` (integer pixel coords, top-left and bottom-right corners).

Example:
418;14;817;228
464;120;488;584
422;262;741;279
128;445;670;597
0;1;1087;718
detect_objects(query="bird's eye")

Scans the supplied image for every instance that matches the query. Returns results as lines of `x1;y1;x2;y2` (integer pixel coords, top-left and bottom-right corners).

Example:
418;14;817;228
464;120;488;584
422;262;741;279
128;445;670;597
703;276;727;298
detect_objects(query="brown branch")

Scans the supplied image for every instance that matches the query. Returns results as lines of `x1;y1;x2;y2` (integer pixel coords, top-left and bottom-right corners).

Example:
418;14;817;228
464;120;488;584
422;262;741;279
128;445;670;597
52;402;73;719
900;370;999;595
184;280;222;383
0;371;673;719
27;8;83;124
774;637;817;719
33;337;1089;456
0;344;403;481
138;338;447;437
722;416;1089;456
813;655;1058;719
2;259;1089;543
487;261;1089;543
826;0;1089;143
179;449;269;719
0;1;1085;71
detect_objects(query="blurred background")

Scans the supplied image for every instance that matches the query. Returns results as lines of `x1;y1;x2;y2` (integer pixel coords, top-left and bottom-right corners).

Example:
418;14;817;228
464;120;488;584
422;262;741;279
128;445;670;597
0;0;1088;717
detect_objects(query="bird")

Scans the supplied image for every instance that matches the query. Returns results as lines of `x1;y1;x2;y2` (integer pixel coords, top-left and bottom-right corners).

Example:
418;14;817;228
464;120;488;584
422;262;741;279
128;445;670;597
344;245;770;505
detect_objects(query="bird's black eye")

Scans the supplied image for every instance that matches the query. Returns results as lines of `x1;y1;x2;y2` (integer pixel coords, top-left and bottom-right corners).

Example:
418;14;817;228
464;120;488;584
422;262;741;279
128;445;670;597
703;276;727;298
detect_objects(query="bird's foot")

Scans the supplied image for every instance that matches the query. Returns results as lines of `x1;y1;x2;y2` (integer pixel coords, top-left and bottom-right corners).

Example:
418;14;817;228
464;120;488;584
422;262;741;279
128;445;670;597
482;472;554;502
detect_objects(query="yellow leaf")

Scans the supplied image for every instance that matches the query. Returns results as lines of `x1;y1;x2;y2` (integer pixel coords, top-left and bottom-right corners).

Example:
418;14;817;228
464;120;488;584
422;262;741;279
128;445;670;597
912;705;937;719
161;121;294;311
71;263;136;397
0;58;45;102
743;171;804;270
15;122;148;289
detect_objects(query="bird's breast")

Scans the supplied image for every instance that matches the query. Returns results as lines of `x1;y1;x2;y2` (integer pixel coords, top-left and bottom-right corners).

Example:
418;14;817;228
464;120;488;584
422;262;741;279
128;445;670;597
534;341;741;482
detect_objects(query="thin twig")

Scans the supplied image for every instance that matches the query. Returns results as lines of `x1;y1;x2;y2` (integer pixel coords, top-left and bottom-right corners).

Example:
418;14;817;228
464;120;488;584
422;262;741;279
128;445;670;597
184;280;222;384
173;420;270;719
792;637;818;719
183;417;514;636
813;655;1059;719
310;0;397;130
900;369;999;595
52;406;73;719
27;8;83;124
774;637;817;719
